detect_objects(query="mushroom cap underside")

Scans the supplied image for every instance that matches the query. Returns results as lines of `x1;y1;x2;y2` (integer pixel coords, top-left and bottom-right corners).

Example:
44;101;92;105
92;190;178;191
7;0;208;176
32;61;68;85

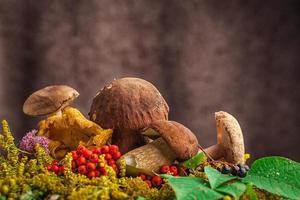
89;77;169;130
23;85;79;116
215;111;245;164
148;120;199;160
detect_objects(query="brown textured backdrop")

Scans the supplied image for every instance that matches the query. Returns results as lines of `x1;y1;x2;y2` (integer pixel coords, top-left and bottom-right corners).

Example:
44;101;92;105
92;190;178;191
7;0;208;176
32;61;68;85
0;0;299;162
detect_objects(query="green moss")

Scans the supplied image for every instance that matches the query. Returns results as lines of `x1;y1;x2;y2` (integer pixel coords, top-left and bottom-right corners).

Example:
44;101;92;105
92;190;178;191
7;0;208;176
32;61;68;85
0;120;286;199
240;188;281;200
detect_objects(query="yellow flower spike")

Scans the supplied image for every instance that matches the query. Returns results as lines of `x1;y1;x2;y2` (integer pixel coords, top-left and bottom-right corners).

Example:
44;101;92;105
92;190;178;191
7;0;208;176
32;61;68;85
63;153;74;179
8;192;18;199
0;134;4;147
17;163;25;176
105;165;117;183
119;158;127;177
2;120;10;137
244;153;251;163
34;144;53;173
9;178;16;186
111;190;128;199
1;120;19;165
98;154;106;168
21;184;30;194
1;184;9;194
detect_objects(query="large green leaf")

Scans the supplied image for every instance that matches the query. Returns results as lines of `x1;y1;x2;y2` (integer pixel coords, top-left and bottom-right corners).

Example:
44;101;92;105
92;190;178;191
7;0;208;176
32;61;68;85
243;156;300;200
162;175;223;200
216;181;247;199
204;166;236;189
183;152;206;168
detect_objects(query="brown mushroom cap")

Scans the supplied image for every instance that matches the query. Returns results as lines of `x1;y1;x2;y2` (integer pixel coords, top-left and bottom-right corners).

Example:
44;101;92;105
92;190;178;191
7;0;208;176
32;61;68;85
23;85;79;116
148;120;199;160
89;77;169;130
215;111;245;164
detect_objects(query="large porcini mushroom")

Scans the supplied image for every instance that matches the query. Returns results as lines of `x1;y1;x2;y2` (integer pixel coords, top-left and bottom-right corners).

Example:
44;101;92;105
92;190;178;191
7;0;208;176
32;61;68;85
120;120;199;175
203;111;245;164
23;85;79;116
89;77;169;153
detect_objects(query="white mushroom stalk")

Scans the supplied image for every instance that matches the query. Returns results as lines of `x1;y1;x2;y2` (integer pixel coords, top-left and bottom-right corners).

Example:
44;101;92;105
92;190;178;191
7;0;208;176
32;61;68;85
119;120;199;176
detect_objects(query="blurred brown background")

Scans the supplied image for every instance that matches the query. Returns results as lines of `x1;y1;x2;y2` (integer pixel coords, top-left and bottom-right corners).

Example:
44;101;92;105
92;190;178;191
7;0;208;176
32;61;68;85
0;0;299;162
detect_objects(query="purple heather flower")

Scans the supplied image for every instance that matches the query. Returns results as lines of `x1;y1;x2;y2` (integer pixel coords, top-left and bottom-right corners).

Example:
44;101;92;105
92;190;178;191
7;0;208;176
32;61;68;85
19;129;49;154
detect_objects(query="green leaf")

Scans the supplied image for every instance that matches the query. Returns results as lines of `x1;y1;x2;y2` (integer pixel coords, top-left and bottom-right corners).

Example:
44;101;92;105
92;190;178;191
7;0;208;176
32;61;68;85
163;175;223;200
244;184;258;200
216;181;247;199
243;156;300;200
0;195;6;200
160;174;174;179
183;152;206;168
204;166;236;189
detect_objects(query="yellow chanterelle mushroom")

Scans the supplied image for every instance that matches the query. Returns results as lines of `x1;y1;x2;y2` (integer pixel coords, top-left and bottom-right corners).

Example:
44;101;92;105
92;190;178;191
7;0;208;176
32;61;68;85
23;85;112;158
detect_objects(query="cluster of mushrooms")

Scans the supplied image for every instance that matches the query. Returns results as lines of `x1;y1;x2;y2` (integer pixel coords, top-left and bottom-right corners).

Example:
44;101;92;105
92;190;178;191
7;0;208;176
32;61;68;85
23;77;245;175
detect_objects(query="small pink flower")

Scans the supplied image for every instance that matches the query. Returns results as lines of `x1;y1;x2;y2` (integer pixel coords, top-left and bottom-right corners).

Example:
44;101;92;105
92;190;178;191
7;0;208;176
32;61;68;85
20;130;49;153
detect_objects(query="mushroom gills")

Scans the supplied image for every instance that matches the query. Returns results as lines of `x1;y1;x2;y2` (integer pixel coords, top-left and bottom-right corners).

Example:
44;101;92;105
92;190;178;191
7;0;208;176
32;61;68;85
141;128;160;140
120;137;177;176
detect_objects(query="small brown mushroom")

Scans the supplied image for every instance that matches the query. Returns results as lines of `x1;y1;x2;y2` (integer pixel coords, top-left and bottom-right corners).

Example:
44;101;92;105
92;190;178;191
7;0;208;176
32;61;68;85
119;120;199;175
89;77;169;153
23;85;79;116
203;111;245;164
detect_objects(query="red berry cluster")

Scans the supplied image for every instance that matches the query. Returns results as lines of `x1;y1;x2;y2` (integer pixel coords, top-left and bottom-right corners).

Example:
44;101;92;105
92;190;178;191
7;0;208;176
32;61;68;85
159;165;179;176
47;160;65;175
138;173;163;188
71;145;122;179
46;144;121;179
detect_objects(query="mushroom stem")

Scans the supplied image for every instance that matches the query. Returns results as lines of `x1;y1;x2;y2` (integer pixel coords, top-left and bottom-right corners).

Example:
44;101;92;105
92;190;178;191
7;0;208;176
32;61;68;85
201;144;224;161
48;109;63;117
119;137;176;176
112;129;145;154
200;141;245;164
197;144;214;161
